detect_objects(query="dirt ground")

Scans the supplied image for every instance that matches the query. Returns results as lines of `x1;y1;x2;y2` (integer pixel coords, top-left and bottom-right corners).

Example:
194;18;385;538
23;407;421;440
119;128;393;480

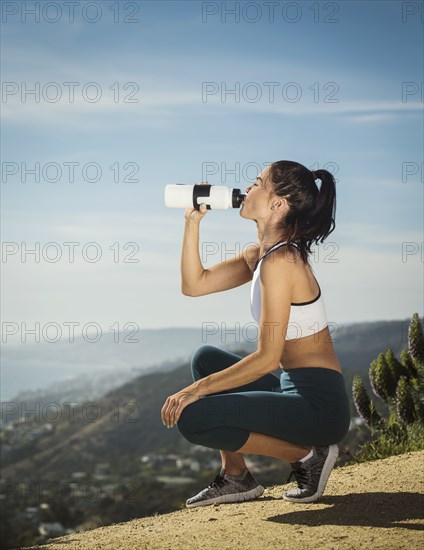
26;450;424;550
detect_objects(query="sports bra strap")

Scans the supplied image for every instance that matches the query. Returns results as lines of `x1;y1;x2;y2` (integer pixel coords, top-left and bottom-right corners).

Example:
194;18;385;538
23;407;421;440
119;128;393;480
253;241;299;271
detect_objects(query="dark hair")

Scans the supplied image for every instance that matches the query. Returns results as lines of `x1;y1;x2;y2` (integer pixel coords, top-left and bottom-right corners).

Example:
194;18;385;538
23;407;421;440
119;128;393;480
268;160;336;264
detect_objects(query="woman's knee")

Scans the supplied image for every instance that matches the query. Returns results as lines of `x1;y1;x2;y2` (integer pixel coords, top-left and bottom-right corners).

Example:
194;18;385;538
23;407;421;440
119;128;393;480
176;403;202;442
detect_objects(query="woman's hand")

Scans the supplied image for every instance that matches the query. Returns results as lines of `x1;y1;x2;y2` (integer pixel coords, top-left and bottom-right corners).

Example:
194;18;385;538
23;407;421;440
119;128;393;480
161;388;201;428
184;181;209;224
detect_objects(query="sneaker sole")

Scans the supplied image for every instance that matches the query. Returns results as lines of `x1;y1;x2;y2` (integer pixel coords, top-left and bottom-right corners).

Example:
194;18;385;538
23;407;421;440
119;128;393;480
186;484;265;508
282;444;339;503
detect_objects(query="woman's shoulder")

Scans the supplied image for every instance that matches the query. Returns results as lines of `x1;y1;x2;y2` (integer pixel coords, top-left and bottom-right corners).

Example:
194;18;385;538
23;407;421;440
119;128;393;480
259;243;305;286
264;242;302;266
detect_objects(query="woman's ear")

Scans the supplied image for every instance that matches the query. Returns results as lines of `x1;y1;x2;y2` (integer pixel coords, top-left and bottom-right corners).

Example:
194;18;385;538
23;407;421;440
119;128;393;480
271;197;286;211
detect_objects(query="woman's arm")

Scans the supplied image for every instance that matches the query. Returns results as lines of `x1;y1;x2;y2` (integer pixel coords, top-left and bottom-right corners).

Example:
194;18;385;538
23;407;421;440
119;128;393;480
181;217;205;295
188;350;277;397
161;249;295;428
188;250;295;397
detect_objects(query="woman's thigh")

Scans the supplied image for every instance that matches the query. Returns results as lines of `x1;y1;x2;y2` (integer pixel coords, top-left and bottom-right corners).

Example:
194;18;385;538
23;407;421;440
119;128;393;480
177;389;349;451
190;345;280;394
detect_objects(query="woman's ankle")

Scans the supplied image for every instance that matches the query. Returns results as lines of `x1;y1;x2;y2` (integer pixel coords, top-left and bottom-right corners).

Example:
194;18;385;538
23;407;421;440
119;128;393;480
291;447;314;464
223;465;247;476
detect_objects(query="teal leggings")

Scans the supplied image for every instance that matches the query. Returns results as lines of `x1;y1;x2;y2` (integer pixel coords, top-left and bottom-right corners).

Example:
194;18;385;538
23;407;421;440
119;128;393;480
177;345;351;452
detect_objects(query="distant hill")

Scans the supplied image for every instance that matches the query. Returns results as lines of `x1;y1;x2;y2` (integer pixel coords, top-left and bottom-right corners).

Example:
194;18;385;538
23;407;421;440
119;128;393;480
1;326;258;402
1;357;196;478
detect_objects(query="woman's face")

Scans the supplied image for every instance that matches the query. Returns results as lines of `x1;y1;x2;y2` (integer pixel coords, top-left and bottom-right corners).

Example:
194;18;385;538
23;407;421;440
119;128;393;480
240;165;274;220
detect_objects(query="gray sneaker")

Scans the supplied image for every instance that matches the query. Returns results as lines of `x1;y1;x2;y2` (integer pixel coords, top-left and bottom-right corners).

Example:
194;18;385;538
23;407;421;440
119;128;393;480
186;468;264;508
282;444;339;503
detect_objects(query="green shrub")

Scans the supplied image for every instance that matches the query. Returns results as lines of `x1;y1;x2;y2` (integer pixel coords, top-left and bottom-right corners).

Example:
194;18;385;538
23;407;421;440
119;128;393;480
351;313;424;463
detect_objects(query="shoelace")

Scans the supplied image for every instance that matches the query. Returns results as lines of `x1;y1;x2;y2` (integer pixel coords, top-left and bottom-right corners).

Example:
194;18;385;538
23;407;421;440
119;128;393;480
285;466;308;488
208;473;227;490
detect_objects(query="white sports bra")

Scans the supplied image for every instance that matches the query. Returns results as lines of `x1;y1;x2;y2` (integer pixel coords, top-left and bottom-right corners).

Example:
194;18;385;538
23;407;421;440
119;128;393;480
250;240;329;345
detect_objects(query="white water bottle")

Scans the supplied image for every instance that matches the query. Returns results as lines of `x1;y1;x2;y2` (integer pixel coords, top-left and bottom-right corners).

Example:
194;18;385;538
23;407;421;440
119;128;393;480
164;184;246;210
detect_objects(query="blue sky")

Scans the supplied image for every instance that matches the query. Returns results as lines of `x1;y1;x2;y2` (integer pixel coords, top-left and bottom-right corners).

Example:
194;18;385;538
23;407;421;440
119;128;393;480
1;0;423;342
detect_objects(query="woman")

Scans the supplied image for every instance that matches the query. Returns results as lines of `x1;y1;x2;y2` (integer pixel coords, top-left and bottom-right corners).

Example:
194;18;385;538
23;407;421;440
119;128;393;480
161;160;351;508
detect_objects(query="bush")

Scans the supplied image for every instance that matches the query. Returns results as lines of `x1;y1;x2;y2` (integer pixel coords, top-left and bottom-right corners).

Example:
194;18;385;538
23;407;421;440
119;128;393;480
351;313;424;463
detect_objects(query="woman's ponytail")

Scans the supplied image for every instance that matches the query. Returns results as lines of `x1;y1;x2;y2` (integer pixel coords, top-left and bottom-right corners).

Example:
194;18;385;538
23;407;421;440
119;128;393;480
309;168;336;242
269;161;337;263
